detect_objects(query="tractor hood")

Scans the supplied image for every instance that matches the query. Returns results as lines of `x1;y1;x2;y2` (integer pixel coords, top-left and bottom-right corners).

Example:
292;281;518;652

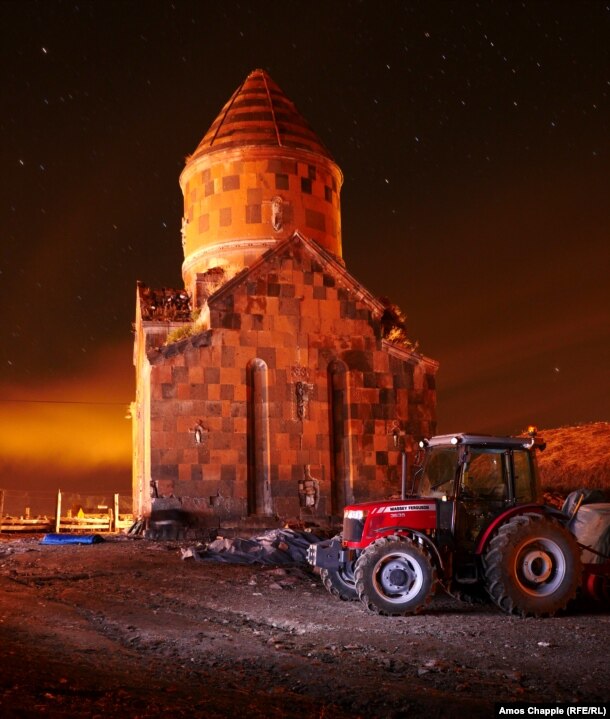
344;498;437;519
342;498;438;546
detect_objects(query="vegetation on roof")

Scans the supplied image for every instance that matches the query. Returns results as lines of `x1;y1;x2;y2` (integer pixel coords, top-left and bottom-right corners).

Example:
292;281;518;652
379;297;417;351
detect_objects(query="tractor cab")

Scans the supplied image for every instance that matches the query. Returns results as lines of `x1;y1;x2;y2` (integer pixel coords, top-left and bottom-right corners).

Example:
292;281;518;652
413;433;546;584
417;433;544;498
416;433;544;548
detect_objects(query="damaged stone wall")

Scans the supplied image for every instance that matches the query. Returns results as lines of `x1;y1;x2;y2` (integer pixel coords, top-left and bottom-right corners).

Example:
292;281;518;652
137;284;191;322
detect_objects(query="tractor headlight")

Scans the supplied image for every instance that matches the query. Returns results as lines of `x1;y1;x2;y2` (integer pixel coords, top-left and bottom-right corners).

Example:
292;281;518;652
343;508;367;542
345;509;367;520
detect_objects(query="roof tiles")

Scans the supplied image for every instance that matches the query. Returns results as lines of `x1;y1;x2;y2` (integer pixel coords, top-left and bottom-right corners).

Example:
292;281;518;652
189;69;333;161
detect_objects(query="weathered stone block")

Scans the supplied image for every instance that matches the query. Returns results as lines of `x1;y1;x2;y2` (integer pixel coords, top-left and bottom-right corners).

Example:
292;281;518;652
220;384;234;400
189;384;207;400
221;465;237;483
220;367;241;386
204;366;220;384
342;350;373;373
204;401;222;417
207;384;220;401
161;383;176;399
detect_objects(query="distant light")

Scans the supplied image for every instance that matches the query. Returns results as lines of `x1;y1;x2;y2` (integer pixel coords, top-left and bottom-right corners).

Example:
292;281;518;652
41;46;48;54
450;436;459;445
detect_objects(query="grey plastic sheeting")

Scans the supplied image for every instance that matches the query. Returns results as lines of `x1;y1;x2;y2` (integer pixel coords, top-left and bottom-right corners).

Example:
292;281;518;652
190;529;322;565
570;504;610;564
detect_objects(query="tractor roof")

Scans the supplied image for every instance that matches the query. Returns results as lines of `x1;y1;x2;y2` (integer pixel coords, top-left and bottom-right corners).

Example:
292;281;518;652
423;433;546;451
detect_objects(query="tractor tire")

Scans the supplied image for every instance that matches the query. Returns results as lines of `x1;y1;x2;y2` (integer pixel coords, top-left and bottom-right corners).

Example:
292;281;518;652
354;534;436;616
320;562;358;601
317;534;358;601
452;585;488;605
483;512;582;617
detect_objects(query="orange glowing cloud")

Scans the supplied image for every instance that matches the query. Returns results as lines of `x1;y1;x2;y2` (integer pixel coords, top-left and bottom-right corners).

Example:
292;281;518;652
0;343;133;492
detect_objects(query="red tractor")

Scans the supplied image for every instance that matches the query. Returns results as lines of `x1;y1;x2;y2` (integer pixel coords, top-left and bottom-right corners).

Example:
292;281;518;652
308;432;610;616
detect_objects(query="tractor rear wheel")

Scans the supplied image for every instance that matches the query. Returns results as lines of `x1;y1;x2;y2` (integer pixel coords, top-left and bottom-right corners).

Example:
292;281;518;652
483;513;581;617
320;561;358;601
354;535;436;615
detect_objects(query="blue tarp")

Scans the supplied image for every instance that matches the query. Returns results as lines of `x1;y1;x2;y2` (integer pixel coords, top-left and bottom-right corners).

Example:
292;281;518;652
40;534;105;545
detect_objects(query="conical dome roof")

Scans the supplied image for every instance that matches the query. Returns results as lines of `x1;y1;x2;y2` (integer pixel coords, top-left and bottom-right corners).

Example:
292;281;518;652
180;69;343;295
189;69;333;162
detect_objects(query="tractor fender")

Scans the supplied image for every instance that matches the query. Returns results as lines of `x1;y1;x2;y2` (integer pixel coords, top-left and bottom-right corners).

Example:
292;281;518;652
373;526;445;576
474;504;567;555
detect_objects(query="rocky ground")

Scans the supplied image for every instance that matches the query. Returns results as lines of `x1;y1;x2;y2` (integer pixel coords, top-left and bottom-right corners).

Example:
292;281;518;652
0;535;607;718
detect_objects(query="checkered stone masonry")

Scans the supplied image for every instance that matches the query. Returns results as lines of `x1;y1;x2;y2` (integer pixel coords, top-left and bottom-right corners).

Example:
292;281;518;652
147;235;437;525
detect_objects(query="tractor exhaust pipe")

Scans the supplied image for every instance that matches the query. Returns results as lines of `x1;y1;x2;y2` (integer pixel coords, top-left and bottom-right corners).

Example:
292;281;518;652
392;427;408;500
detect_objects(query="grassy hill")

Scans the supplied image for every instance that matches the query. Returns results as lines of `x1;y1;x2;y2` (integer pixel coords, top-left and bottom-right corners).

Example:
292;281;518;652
537;422;610;499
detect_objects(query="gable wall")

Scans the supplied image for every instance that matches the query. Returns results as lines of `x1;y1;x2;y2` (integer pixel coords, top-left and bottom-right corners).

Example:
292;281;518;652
147;243;436;525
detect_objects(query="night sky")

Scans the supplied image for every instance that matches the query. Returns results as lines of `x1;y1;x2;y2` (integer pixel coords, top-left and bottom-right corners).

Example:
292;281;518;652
1;1;608;494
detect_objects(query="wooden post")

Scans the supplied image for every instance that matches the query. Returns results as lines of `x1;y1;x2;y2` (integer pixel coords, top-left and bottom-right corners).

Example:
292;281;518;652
113;493;120;532
55;490;62;533
0;490;4;534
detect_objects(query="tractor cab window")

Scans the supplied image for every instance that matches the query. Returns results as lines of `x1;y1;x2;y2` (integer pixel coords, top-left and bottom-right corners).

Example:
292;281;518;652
512;450;536;503
460;449;508;501
419;446;458;498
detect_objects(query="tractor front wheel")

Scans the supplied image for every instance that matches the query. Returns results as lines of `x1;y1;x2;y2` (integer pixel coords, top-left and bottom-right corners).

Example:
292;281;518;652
483;513;581;617
354;535;436;615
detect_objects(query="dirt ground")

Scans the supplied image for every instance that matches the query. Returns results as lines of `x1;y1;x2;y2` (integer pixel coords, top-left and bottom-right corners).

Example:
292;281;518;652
0;535;607;719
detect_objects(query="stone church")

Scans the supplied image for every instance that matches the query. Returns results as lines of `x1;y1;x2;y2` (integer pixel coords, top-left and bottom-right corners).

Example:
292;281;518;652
131;69;438;529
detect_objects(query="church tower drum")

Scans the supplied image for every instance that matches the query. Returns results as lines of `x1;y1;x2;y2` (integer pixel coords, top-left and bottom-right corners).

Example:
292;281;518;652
179;69;343;298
